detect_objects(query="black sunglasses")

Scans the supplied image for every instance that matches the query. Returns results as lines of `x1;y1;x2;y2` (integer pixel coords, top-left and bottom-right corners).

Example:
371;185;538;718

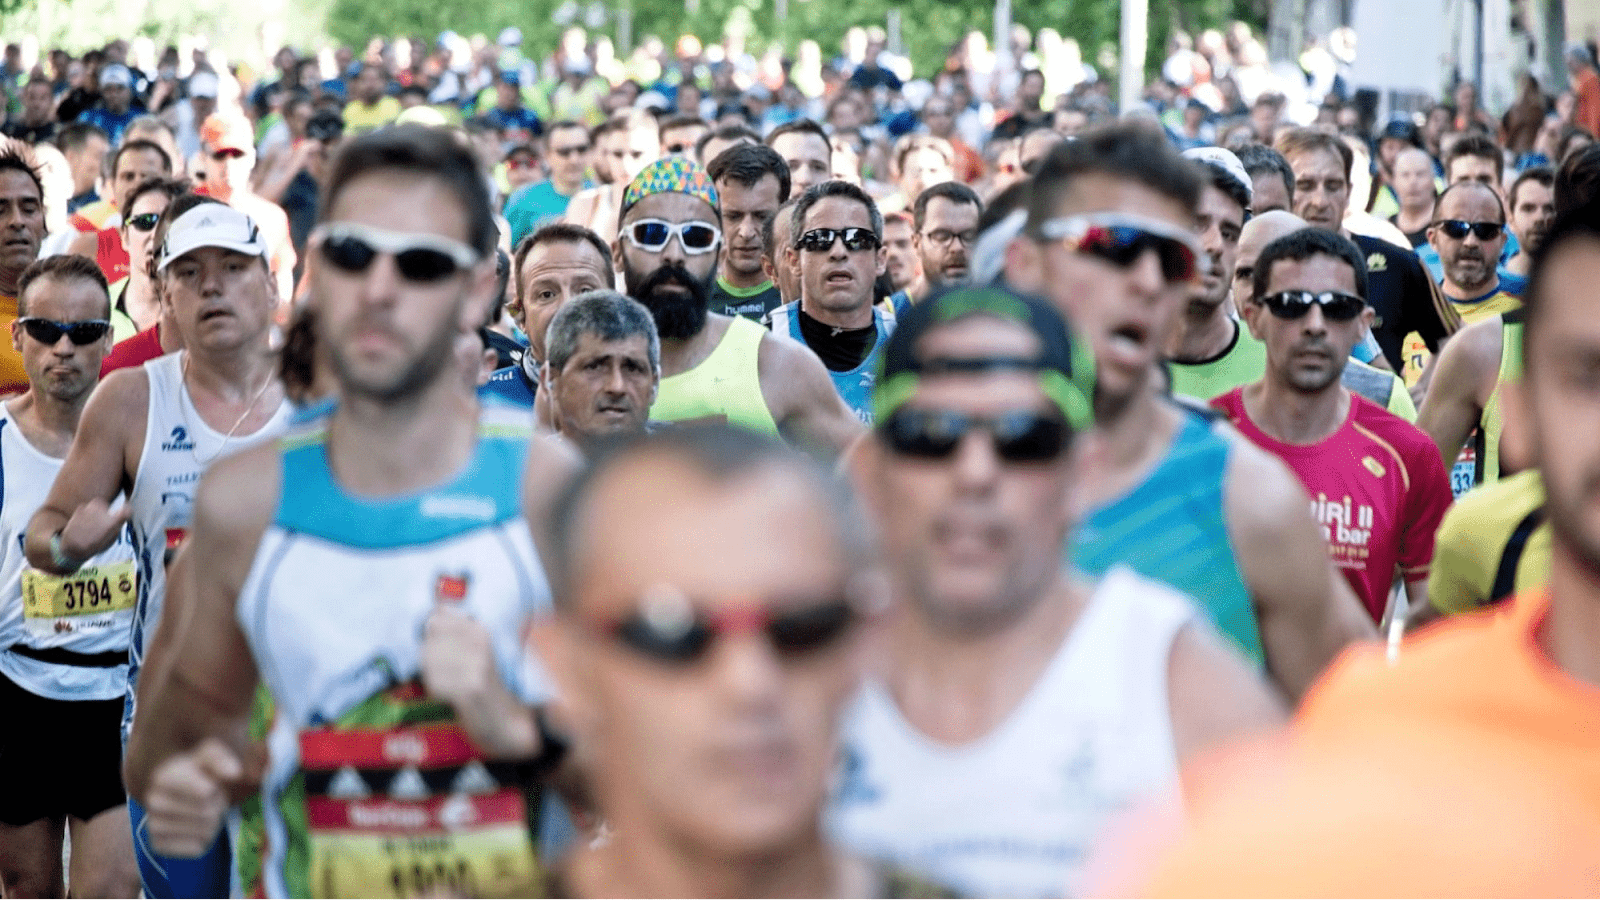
1433;219;1504;241
603;597;856;664
880;408;1072;463
18;317;112;345
315;224;480;283
796;227;881;253
1259;290;1366;322
125;212;161;233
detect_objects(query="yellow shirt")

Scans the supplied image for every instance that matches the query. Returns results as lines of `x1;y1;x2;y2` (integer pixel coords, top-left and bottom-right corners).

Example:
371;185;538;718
1447;285;1522;325
1429;469;1548;614
0;292;26;394
342;97;400;135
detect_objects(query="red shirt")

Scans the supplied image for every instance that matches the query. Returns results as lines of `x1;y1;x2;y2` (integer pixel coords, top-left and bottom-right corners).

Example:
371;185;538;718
1212;389;1452;620
96;225;130;283
101;323;165;377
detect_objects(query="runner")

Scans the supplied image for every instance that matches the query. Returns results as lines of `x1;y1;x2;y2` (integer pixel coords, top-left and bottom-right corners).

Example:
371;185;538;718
0;143;47;394
766;181;894;423
0;256;140;899
615;157;860;453
1211;227;1452;622
107;176;188;342
65;139;173;283
831;286;1284;897
1136;195;1600;896
542;289;658;452
1211;210;1417;417
532;423;946;897
24;198;292;898
480;222;613;409
124;124;567;899
765;119;833;195
1166;147;1253;401
705;144;789;321
1005;124;1374;700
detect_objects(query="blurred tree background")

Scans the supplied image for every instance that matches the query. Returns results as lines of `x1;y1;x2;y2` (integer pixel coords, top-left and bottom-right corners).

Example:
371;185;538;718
2;0;1261;80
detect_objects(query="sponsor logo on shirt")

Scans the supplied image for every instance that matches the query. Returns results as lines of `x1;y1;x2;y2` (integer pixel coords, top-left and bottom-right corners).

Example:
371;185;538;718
160;426;194;452
1366;252;1388;273
1311;493;1375;550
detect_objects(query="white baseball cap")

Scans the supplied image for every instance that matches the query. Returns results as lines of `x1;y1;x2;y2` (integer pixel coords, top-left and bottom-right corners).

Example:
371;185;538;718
158;204;269;272
1183;146;1253;206
189;71;219;99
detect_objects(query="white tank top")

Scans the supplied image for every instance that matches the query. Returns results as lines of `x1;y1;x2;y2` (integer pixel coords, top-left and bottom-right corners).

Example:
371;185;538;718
827;566;1196;898
0;402;139;700
126;351;292;728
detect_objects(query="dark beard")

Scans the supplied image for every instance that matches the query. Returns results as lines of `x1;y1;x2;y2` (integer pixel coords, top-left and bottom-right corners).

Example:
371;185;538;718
625;261;711;340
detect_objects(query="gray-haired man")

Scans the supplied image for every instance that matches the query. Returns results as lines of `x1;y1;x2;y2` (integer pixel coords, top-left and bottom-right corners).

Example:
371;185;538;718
543;290;661;452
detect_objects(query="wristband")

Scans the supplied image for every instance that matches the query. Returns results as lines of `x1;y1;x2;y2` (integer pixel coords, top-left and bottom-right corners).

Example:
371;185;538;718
49;531;81;572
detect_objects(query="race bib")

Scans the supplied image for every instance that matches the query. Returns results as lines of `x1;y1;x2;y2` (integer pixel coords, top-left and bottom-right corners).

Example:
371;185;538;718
1451;430;1479;498
20;561;137;639
300;723;540;899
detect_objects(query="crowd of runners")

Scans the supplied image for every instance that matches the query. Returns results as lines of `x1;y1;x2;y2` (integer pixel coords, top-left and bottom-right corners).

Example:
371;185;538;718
0;17;1598;898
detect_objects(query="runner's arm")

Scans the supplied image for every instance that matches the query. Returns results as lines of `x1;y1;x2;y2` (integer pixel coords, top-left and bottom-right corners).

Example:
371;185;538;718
1416;316;1500;469
23;368;146;571
1225;440;1378;701
124;444;276;803
1168;620;1288;770
759;333;866;458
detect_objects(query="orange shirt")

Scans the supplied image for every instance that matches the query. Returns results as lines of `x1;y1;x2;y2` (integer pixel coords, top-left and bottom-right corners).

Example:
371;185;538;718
0;292;26;394
1576;67;1600;140
1141;590;1600;897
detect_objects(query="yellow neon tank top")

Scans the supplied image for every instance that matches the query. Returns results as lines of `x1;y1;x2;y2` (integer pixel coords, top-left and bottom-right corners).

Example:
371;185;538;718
650;316;779;435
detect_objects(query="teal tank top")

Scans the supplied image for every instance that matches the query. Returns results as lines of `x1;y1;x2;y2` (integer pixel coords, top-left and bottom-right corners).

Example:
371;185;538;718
1071;408;1264;668
767;301;893;424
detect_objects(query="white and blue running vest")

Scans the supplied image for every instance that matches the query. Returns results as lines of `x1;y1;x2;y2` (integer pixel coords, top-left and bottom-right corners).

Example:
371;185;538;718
125;351;293;736
237;406;554;898
0;402;139;700
766;301;893;424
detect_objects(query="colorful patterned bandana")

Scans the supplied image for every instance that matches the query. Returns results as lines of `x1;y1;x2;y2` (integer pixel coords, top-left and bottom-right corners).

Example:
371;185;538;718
621;156;720;217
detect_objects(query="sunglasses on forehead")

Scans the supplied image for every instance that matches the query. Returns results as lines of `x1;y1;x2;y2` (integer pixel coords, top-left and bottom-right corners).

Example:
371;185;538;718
1037;213;1202;283
313;222;481;283
1258;290;1366;321
17;317;112;345
592;587;857;665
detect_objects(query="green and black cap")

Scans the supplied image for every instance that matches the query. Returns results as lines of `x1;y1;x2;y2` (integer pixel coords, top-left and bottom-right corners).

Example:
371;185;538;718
873;284;1096;430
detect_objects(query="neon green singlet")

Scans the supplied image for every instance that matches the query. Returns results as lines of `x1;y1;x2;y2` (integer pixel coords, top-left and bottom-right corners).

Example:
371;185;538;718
651;316;780;435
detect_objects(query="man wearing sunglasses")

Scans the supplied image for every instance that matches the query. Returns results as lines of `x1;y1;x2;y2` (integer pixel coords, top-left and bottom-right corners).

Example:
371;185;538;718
531;423;935;896
505;121;593;247
706;144;790;322
1213;228;1452;624
832;286;1285;897
196;112;296;304
1276;127;1458;376
616;158;861;454
1427;181;1524;325
768;181;894;424
65;138;172;286
1007;126;1373;701
0;256;141;899
124;126;568;899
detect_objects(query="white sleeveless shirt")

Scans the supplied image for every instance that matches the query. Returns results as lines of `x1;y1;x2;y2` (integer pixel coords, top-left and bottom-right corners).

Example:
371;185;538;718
125;351;292;731
827;566;1197;898
0;402;139;700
